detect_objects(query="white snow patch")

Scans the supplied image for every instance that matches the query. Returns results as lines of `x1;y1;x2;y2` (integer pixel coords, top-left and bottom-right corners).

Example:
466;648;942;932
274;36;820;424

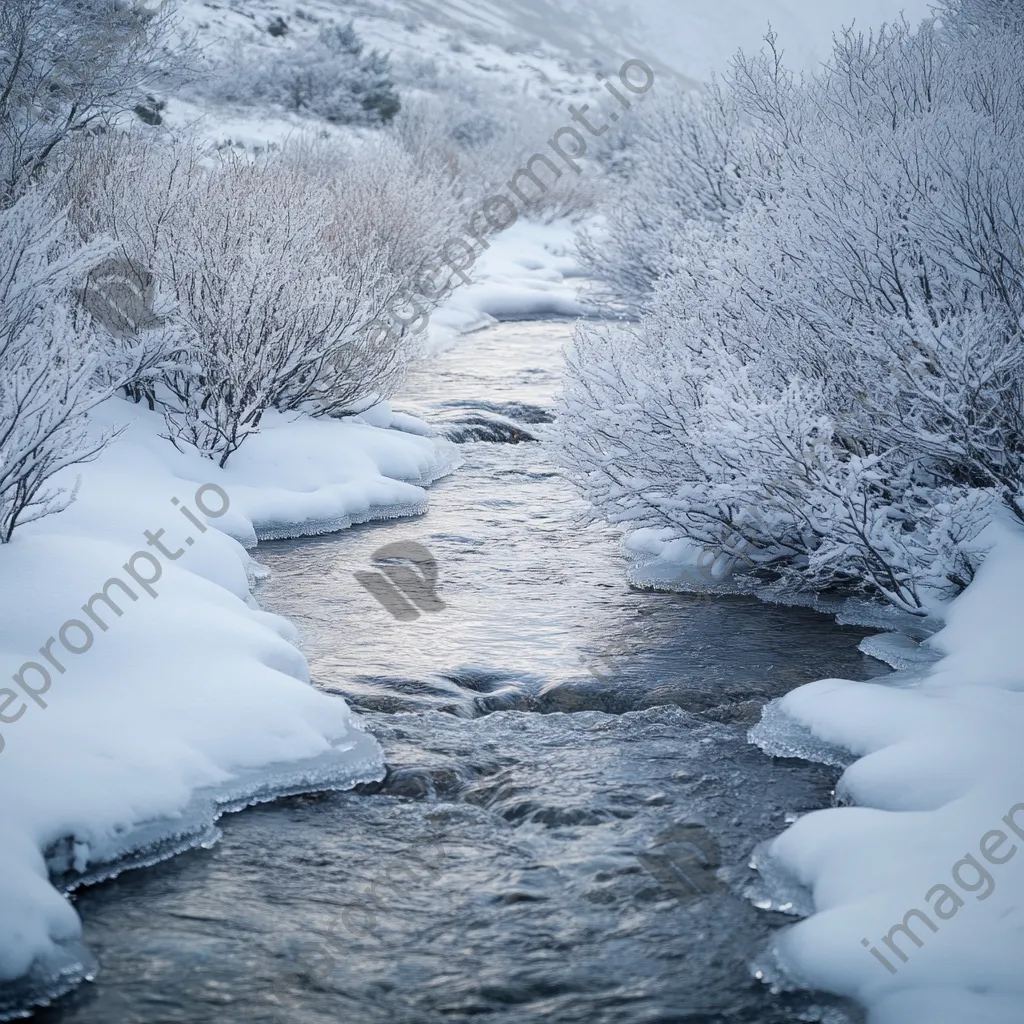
749;521;1024;1023
427;217;594;352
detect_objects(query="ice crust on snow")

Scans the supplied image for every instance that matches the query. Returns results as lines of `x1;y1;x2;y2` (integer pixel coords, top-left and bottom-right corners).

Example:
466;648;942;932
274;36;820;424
857;632;940;672
746;839;816;918
0;396;455;1015
749;697;856;771
749;523;1024;1023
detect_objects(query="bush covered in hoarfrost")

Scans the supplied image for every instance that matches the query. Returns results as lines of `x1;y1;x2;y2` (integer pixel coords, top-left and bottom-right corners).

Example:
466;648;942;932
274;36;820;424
0;193;118;541
59;131;462;466
215;19;400;127
560;0;1024;615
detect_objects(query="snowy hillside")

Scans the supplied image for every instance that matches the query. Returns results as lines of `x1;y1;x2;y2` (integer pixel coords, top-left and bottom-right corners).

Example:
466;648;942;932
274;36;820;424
176;0;662;83
165;0;668;148
154;0;941;153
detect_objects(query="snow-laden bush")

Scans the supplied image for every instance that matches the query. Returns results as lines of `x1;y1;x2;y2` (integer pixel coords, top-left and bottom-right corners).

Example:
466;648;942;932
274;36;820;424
215;20;400;127
578;80;751;310
0;0;186;204
61;132;461;465
560;9;1024;615
390;82;604;223
944;0;1024;33
0;192;115;540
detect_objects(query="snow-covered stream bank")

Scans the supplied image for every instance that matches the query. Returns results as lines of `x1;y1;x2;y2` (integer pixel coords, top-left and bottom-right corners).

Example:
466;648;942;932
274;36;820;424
0;398;459;1017
24;321;893;1024
750;523;1024;1024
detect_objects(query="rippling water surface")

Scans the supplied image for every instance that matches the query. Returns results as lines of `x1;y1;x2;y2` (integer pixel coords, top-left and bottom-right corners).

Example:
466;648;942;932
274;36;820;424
41;321;888;1024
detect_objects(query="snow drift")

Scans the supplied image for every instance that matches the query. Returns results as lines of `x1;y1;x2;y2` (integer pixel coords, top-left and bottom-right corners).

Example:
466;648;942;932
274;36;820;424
750;520;1024;1023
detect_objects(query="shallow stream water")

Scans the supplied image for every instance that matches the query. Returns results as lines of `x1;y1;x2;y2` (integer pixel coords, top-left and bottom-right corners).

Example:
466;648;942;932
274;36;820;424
40;321;888;1024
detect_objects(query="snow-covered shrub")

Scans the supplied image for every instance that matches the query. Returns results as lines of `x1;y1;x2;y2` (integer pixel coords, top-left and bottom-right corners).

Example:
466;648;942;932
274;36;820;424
560;8;1024;615
61;131;461;465
0;192;114;540
943;0;1024;32
578;80;752;310
0;0;185;203
282;135;462;312
134;142;408;465
390;83;604;224
215;20;400;127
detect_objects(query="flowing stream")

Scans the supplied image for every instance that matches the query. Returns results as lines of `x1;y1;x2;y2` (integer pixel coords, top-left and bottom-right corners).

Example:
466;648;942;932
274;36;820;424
40;321;889;1024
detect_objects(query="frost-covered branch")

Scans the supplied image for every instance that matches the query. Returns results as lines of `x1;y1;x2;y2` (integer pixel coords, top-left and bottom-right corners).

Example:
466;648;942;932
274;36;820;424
0;191;116;540
561;4;1024;614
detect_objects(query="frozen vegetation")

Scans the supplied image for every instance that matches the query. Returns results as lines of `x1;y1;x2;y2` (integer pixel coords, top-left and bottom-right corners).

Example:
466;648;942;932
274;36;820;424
563;0;1024;619
559;1;1024;1021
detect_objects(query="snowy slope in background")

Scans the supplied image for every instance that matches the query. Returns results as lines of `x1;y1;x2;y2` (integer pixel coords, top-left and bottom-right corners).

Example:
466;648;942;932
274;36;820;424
0;402;458;1015
348;0;660;78
165;0;937;151
167;0;656;150
177;0;670;86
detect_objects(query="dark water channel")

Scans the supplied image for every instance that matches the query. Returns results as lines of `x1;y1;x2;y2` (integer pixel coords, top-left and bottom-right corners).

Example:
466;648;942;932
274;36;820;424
40;322;888;1024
